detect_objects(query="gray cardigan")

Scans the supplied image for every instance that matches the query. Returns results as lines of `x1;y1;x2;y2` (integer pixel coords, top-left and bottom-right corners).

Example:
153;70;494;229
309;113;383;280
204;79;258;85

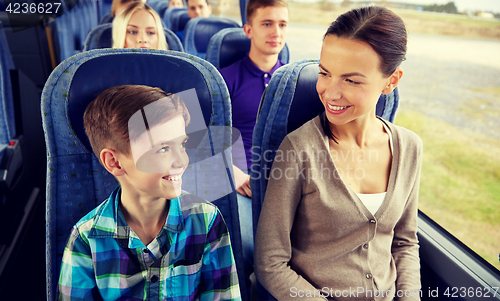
255;116;422;301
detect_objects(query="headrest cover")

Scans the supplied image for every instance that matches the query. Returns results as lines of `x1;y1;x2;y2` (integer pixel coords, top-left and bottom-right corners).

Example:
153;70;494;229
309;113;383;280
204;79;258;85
68;52;212;153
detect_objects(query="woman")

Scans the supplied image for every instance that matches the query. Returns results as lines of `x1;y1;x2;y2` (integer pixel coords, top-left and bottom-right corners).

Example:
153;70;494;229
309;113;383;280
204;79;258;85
255;6;422;301
112;2;168;50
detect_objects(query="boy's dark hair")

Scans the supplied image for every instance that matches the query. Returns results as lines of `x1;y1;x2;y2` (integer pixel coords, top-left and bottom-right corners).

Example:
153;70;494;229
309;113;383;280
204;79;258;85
324;6;407;76
246;0;288;25
84;85;190;161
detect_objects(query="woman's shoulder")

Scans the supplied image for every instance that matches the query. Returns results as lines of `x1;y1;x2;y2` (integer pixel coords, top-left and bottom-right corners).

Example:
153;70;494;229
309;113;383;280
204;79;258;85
386;121;423;152
284;116;325;146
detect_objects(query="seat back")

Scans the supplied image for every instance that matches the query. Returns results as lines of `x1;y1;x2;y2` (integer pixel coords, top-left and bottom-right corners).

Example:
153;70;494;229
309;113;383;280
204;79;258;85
170;10;190;33
206;27;289;69
163;7;186;30
150;0;170;18
251;60;400;299
42;49;248;300
83;23;184;52
0;21;16;151
98;11;113;24
183;16;240;58
56;0;99;61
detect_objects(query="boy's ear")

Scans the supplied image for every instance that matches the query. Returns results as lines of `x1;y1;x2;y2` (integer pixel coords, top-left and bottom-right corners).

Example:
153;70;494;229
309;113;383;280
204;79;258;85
100;148;126;176
382;67;403;95
243;23;252;39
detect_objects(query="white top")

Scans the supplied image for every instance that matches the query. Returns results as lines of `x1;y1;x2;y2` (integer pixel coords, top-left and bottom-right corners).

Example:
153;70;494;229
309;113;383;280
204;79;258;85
356;192;387;215
355;120;393;215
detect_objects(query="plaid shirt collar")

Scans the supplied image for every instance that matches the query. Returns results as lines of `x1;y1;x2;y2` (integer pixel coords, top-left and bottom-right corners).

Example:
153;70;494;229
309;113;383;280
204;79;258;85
88;187;185;249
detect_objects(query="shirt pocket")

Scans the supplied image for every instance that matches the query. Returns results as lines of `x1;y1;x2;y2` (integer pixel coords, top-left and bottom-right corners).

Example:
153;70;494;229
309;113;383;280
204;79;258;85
164;260;203;300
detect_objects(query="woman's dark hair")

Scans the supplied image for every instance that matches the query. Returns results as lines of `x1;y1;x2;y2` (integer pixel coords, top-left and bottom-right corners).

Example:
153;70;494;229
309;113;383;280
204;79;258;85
322;6;407;143
325;6;407;76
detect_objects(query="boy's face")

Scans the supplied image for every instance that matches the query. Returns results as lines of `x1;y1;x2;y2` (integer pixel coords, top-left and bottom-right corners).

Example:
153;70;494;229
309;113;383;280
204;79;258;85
187;0;212;18
124;115;189;200
244;6;288;57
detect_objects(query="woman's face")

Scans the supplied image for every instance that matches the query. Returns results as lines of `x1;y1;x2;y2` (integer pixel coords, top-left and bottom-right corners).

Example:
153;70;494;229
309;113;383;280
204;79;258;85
316;35;396;127
124;9;159;49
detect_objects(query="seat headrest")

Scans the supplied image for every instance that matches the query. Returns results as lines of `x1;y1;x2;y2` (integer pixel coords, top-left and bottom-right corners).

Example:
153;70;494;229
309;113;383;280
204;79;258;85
171;12;190;32
67;49;212;152
193;17;240;53
287;63;325;133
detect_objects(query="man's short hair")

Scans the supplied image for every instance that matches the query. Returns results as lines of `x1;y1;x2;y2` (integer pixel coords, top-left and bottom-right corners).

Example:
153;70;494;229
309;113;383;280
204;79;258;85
84;85;190;161
246;0;288;25
187;0;210;6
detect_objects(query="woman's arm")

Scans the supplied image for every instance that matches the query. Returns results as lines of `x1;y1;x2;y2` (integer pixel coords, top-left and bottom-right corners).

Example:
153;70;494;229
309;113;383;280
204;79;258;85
391;137;423;301
255;137;327;301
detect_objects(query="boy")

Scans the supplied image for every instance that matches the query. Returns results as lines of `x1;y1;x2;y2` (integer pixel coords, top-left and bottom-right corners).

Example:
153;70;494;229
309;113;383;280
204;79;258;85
57;85;241;300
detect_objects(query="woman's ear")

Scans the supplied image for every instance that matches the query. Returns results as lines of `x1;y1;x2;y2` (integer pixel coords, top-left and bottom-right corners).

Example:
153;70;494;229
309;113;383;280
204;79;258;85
382;67;403;95
100;148;125;176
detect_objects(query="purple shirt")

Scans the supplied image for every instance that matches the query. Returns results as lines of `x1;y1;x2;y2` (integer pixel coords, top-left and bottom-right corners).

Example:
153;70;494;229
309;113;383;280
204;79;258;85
220;55;285;170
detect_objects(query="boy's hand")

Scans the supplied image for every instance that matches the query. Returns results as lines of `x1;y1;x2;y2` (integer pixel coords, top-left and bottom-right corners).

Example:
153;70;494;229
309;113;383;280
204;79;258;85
233;165;252;197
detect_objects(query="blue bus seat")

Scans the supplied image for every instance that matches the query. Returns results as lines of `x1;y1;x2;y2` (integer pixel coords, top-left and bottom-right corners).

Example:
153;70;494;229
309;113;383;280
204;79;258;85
163;7;186;30
183;16;240;58
0;20;16;164
170;10;190;33
41;48;250;300
83;23;184;52
206;27;289;69
250;59;400;300
99;11;113;24
56;0;99;61
149;0;170;17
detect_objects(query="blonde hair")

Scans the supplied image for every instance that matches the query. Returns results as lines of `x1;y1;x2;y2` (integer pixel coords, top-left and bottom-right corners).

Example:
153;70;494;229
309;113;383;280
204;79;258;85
112;2;169;50
111;0;140;17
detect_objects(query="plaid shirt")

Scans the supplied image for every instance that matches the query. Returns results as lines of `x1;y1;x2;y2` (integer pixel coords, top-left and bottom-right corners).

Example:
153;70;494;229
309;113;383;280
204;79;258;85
57;187;241;300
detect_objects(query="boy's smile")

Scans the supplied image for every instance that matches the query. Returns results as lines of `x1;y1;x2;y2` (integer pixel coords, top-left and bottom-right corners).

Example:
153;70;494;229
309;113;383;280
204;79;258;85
123;115;189;201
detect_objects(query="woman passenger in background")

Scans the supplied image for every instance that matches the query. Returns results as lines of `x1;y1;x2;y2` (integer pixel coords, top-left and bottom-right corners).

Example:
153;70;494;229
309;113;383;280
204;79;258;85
112;2;168;50
255;6;422;301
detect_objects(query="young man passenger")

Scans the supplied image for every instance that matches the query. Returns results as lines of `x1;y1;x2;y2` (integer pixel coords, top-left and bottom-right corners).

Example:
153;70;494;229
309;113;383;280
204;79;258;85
175;0;212;41
57;85;241;300
219;0;288;298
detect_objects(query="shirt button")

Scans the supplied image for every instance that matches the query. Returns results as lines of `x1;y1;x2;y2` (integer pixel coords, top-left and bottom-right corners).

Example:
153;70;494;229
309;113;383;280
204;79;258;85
363;243;369;249
143;248;149;253
264;73;269;78
151;275;159;283
366;273;373;279
370;219;376;224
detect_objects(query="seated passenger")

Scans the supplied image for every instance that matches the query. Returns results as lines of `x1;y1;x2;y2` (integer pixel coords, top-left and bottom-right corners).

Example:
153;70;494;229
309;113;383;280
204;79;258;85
255;7;422;301
112;2;169;50
219;0;288;299
57;85;241;300
175;0;212;42
168;0;185;8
